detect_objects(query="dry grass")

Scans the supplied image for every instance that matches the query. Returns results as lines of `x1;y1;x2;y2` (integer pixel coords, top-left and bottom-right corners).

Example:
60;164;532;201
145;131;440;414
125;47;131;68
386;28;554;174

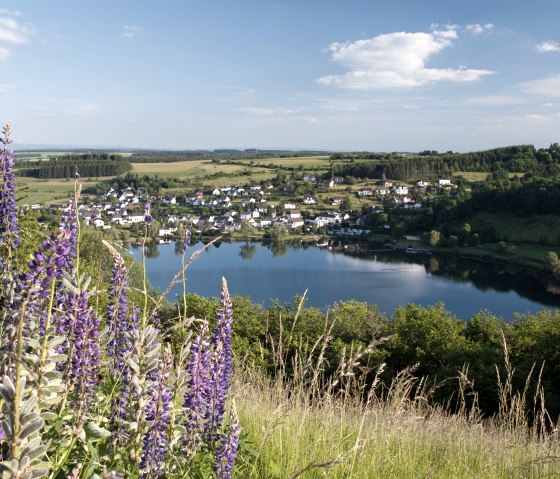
233;308;560;478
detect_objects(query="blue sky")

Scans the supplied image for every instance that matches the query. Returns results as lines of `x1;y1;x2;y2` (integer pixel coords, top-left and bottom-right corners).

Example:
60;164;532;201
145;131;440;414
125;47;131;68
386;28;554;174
2;0;560;151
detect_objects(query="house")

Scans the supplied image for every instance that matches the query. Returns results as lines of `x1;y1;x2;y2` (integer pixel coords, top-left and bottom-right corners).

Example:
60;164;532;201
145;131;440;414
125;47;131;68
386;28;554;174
303;196;316;205
357;188;373;196
332;176;345;185
383;180;393;188
416;180;429;187
158;227;177;237
331;197;345;206
393;185;409;196
288;219;305;229
375;187;390;196
212;188;221;196
129;213;145;223
286;209;301;219
439;179;452;186
284;200;297;210
92;217;105;228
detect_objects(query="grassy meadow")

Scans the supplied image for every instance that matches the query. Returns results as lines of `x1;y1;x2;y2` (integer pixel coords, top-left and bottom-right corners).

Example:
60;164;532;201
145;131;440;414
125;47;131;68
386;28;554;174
469;211;560;245
233;338;560;479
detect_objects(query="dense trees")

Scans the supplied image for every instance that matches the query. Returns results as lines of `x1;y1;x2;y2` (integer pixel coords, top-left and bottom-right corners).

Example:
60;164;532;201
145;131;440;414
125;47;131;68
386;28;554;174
330;144;560;181
18;153;132;179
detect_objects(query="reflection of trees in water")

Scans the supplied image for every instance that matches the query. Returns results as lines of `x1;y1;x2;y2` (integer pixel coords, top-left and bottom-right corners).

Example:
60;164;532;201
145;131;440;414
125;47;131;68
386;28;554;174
270;241;288;257
339;244;560;307
428;257;439;273
174;241;185;256
239;243;257;260
144;242;160;258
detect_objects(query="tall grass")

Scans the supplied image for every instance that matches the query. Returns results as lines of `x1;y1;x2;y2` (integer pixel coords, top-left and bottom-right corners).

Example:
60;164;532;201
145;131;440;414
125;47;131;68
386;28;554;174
233;307;560;478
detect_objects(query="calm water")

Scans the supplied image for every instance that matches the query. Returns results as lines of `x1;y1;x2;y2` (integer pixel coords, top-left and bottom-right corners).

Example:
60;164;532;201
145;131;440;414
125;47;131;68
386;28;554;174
130;241;560;320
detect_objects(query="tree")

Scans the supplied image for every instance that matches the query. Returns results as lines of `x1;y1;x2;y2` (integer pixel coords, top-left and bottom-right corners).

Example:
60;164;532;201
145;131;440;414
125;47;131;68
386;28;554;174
239;221;257;240
271;224;289;243
429;230;441;247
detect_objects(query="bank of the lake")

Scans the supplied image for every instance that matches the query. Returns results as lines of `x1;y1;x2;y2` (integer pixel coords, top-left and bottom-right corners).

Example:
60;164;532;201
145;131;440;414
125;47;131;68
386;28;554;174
130;241;560;320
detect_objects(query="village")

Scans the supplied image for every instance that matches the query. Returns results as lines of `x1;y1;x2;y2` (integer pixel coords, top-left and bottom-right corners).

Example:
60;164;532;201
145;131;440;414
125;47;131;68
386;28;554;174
27;176;457;242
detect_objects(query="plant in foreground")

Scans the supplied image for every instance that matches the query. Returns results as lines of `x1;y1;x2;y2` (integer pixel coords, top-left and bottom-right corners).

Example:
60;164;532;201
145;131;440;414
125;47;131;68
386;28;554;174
0;124;241;478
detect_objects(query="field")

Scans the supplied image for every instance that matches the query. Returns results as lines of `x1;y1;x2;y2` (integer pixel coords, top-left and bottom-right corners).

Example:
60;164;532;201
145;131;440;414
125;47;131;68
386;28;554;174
249;155;331;168
131;159;256;177
15;177;108;204
469;211;560;245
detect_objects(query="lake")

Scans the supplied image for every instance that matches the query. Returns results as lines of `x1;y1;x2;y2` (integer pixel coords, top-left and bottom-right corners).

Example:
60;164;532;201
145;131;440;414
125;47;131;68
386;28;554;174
130;241;560;320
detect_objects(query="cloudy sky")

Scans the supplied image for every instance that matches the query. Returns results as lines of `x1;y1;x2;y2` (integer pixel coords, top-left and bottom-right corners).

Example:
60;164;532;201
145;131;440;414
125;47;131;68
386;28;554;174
2;0;560;151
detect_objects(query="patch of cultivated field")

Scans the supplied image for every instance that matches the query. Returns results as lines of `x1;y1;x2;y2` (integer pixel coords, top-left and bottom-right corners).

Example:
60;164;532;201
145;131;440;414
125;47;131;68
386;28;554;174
131;160;265;178
15;177;108;205
250;155;331;168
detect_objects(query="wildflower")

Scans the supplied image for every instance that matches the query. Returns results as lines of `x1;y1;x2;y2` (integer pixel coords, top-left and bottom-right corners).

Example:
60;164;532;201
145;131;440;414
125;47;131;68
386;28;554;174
107;252;138;376
205;278;233;441
183;229;192;252
183;321;211;452
144;201;153;226
214;404;241;479
0;122;19;249
70;290;101;405
140;349;173;478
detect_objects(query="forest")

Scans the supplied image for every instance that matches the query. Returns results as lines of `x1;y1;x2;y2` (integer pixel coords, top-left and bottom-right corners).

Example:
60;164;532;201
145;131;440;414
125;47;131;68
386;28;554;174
331;144;560;180
17;153;132;179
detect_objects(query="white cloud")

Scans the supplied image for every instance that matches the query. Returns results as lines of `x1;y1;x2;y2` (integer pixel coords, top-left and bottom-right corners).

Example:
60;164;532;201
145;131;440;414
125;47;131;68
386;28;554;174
306;117;320;124
522;75;560;97
525;114;546;120
240;106;304;115
318;29;493;90
121;25;142;39
0;15;35;45
465;95;527;106
0;9;22;17
536;41;560;53
0;46;10;59
0;83;14;93
465;23;494;35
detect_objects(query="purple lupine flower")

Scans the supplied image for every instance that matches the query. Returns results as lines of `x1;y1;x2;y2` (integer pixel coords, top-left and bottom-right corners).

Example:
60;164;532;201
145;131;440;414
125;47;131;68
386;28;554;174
70;291;101;404
107;252;138;376
183;321;212;452
140;349;173;478
144;201;153;226
205;278;234;442
214;404;241;479
0;122;19;249
59;200;79;272
183;229;192;253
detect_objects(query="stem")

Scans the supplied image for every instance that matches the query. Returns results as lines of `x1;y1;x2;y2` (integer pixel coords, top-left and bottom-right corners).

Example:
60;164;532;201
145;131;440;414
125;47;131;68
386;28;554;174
181;253;187;321
141;229;148;330
40;280;57;362
11;300;29;460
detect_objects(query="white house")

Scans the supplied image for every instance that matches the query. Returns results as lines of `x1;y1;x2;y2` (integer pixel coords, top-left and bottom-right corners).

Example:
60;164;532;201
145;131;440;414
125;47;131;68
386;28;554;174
331;197;345;206
357;188;373;196
393;185;409;195
284;201;297;210
158;227;177;237
439;179;452;186
303;196;316;205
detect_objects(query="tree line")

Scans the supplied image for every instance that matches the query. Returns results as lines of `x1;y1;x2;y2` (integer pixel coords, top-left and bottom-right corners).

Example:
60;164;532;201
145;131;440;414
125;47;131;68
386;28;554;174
17;153;132;179
330;144;560;180
129;149;329;163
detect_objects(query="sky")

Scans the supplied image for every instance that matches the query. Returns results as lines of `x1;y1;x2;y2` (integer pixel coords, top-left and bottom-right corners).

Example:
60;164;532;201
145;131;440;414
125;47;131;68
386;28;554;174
1;0;560;151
